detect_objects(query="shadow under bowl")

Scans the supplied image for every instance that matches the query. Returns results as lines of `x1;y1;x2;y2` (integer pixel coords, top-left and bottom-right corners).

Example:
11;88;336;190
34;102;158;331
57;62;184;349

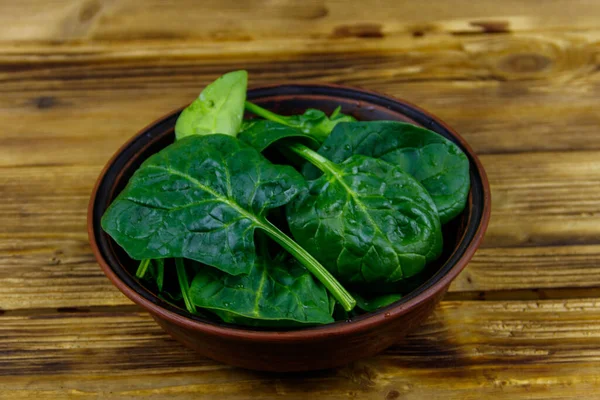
88;83;491;372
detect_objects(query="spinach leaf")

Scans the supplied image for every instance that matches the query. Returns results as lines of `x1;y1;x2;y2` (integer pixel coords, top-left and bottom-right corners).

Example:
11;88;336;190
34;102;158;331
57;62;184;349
189;248;334;326
354;293;402;312
101;134;355;311
245;101;355;143
239;120;319;152
287;145;443;286
237;121;443;286
175;70;247;140
313;121;470;223
239;120;321;167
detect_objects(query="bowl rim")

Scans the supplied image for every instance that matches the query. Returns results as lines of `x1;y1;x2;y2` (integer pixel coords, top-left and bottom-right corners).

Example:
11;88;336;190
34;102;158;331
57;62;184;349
88;82;491;342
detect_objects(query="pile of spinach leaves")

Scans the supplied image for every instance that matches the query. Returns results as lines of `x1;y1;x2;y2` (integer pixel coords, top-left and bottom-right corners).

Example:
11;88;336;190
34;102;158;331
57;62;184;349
102;70;470;328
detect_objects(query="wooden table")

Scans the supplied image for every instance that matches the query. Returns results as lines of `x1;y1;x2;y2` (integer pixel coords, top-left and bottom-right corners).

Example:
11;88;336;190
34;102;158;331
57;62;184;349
1;1;599;398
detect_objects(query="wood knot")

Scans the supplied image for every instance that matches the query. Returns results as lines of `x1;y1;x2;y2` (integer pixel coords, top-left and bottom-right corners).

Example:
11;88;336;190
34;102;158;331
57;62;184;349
34;96;56;109
332;23;384;39
470;20;510;34
79;0;102;23
386;390;401;399
498;53;552;74
463;37;594;81
303;6;328;20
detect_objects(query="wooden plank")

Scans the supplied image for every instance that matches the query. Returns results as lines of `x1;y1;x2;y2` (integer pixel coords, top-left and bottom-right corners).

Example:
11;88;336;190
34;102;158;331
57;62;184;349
4;300;600;398
0;35;599;165
450;245;600;292
1;76;600;165
482;151;600;248
0;0;599;44
0;236;129;310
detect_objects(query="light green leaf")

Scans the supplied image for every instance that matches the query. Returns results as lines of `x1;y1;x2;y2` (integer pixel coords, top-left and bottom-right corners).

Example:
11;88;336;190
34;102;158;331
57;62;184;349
175;70;248;139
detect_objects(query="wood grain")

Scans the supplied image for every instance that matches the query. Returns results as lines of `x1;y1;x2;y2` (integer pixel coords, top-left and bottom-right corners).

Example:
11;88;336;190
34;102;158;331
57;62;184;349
0;34;598;170
0;0;599;43
450;245;600;292
4;300;600;399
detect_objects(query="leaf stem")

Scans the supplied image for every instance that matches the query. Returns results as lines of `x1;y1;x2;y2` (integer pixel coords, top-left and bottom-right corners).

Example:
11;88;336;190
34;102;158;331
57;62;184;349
245;101;289;126
175;258;197;314
286;142;337;174
135;259;151;279
330;106;342;119
155;259;165;293
260;220;356;311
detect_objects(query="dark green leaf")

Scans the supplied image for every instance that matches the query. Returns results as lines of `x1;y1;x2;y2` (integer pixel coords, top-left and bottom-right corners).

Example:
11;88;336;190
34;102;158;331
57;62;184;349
239;120;319;152
154;259;165;292
175;70;247;140
312;121;470;223
354;292;402;312
287;151;443;286
101;134;305;276
189;255;334;326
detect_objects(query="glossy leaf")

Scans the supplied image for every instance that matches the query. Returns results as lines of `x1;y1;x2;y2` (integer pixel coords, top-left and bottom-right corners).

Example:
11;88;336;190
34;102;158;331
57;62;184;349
313;121;470;223
239;120;319;152
102;134;356;311
354;293;402;312
287;147;443;286
175;70;247;140
189;253;334;326
245;101;355;143
235;121;443;286
101;134;304;276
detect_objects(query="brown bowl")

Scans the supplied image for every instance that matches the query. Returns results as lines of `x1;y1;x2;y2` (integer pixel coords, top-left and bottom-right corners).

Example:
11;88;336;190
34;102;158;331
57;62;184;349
88;83;491;372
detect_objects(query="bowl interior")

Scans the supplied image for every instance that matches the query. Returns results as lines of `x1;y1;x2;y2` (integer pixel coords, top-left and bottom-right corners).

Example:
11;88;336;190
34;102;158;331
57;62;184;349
92;84;486;332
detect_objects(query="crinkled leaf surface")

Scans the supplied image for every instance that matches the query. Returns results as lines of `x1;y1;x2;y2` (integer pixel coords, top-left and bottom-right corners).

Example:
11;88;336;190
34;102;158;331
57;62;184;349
175;70;247;139
311;121;470;223
288;155;443;286
189;256;334;326
101;134;306;276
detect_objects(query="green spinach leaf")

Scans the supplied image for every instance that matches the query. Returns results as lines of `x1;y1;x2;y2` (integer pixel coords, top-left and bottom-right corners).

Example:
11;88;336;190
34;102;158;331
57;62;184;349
312;121;470;223
287;145;443;286
101;134;356;311
189;249;334;326
236;121;443;286
175;70;247;140
245;101;355;143
354;293;402;312
239;120;319;152
102;134;305;275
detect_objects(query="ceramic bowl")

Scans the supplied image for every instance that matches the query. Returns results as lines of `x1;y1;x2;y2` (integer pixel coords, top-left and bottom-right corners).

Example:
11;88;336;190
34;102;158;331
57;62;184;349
88;83;491;372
